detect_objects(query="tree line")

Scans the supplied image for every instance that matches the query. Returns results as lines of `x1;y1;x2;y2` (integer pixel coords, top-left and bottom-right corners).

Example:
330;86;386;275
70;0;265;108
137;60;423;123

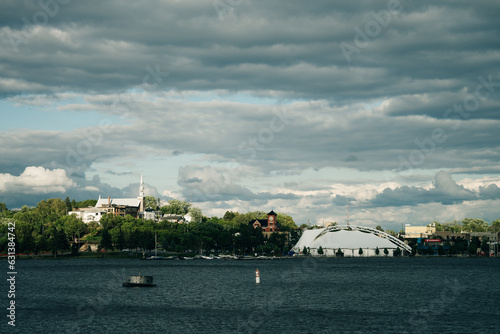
433;218;500;233
0;199;298;257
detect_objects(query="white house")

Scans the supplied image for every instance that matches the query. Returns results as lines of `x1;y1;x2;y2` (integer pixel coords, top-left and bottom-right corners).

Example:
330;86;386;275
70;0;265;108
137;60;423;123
68;207;107;224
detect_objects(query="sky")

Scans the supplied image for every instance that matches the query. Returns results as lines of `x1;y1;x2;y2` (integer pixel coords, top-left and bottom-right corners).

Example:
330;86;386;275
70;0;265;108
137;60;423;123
1;0;500;230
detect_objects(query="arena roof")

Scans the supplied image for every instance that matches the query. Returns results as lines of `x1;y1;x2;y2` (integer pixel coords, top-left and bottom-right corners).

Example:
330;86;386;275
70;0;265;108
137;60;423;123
292;225;411;253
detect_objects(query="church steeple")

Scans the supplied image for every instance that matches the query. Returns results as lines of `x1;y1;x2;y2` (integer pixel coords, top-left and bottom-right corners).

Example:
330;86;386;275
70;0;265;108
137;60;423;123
138;173;145;213
139;173;145;197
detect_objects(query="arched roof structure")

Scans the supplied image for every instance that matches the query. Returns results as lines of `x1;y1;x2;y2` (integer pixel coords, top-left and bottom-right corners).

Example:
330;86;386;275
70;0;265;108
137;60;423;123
292;225;411;253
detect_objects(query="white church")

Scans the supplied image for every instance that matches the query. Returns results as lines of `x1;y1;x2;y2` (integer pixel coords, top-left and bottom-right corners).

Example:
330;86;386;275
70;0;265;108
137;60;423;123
69;175;147;223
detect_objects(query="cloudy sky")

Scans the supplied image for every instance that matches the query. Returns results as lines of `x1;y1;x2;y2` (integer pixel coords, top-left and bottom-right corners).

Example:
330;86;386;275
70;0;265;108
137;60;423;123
1;0;500;230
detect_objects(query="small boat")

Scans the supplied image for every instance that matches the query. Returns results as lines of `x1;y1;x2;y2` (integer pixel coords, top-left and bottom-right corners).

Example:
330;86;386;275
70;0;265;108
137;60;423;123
122;275;156;287
144;256;165;260
144;233;163;260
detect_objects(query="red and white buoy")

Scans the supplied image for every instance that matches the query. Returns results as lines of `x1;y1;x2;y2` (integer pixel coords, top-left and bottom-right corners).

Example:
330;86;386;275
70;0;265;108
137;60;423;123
255;268;260;284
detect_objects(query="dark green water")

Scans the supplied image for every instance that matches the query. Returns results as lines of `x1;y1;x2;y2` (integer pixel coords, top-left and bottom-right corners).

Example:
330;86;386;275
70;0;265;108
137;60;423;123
8;257;500;333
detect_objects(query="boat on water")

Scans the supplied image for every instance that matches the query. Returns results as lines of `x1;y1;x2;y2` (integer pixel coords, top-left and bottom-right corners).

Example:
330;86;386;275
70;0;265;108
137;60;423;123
144;256;165;260
144;232;164;260
122;275;156;287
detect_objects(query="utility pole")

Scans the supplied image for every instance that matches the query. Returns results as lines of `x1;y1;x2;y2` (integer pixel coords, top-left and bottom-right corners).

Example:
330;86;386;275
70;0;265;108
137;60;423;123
495;224;498;258
346;199;349;226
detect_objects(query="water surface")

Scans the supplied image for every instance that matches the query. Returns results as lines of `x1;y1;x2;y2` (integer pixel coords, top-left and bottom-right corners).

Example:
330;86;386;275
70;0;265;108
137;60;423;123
11;257;500;333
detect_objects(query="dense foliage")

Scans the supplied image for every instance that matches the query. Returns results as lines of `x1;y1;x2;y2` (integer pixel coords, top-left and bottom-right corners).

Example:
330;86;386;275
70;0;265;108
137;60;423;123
0;199;299;256
1;198;498;257
433;218;500;233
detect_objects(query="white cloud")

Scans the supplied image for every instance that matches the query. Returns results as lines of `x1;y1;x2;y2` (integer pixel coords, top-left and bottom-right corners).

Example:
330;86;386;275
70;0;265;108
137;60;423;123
458;176;500;192
0;166;75;194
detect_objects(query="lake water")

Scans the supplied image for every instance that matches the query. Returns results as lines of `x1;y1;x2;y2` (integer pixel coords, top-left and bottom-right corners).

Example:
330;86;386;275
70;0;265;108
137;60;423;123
9;257;500;333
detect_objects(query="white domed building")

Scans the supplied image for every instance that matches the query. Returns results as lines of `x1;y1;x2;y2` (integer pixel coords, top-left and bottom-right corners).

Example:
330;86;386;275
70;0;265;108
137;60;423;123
292;225;411;257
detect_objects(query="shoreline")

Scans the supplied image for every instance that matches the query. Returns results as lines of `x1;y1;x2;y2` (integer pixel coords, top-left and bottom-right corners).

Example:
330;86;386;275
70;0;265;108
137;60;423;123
1;252;496;260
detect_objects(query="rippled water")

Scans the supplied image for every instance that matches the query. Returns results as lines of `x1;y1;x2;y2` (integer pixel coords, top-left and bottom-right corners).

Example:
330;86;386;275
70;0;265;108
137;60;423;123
11;257;500;333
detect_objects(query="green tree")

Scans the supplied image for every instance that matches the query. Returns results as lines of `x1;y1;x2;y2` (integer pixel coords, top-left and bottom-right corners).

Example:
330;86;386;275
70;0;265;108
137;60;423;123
223;211;237;221
60;215;87;239
434;221;444;231
437;245;445;256
37;198;67;220
74;199;97;208
144;196;159;210
0;202;7;213
480;237;489;254
276;213;297;229
71;242;80;256
268;232;286;253
462;218;489;232
336;248;343;256
48;227;69;257
317;246;324;255
470;236;481;250
491;219;500;231
375;247;380;255
468;243;477;255
65;197;73;212
16;220;35;254
448;243;457;255
375;226;384;232
137;227;155;251
161;199;191;215
100;229;113;251
393;247;402;256
385;230;397;237
411;246;417;256
302;246;308;255
358;247;363;256
111;227;126;251
188;207;203;223
383;248;389;256
233;223;263;255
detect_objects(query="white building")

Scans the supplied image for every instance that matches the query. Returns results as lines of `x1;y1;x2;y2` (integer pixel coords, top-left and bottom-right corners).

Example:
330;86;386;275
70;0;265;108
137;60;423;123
292;225;411;257
404;223;436;238
93;174;146;218
69;174;147;223
68;207;107;224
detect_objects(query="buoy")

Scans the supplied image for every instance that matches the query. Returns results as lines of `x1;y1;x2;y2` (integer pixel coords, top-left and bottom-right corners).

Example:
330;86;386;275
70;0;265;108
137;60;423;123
255;268;260;284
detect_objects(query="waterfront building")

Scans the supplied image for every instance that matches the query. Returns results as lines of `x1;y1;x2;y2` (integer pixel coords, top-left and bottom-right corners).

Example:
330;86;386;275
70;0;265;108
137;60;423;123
250;210;279;237
93;174;146;218
292;225;411;257
404;223;436;238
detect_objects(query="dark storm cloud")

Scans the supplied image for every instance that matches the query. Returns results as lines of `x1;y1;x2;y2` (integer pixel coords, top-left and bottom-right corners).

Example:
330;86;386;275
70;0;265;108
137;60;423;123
367;171;476;207
1;0;500;222
1;1;499;102
2;94;499;181
478;184;500;200
177;165;298;203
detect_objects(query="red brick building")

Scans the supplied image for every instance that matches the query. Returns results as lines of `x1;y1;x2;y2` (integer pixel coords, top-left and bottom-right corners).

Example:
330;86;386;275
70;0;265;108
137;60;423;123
250;210;279;234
